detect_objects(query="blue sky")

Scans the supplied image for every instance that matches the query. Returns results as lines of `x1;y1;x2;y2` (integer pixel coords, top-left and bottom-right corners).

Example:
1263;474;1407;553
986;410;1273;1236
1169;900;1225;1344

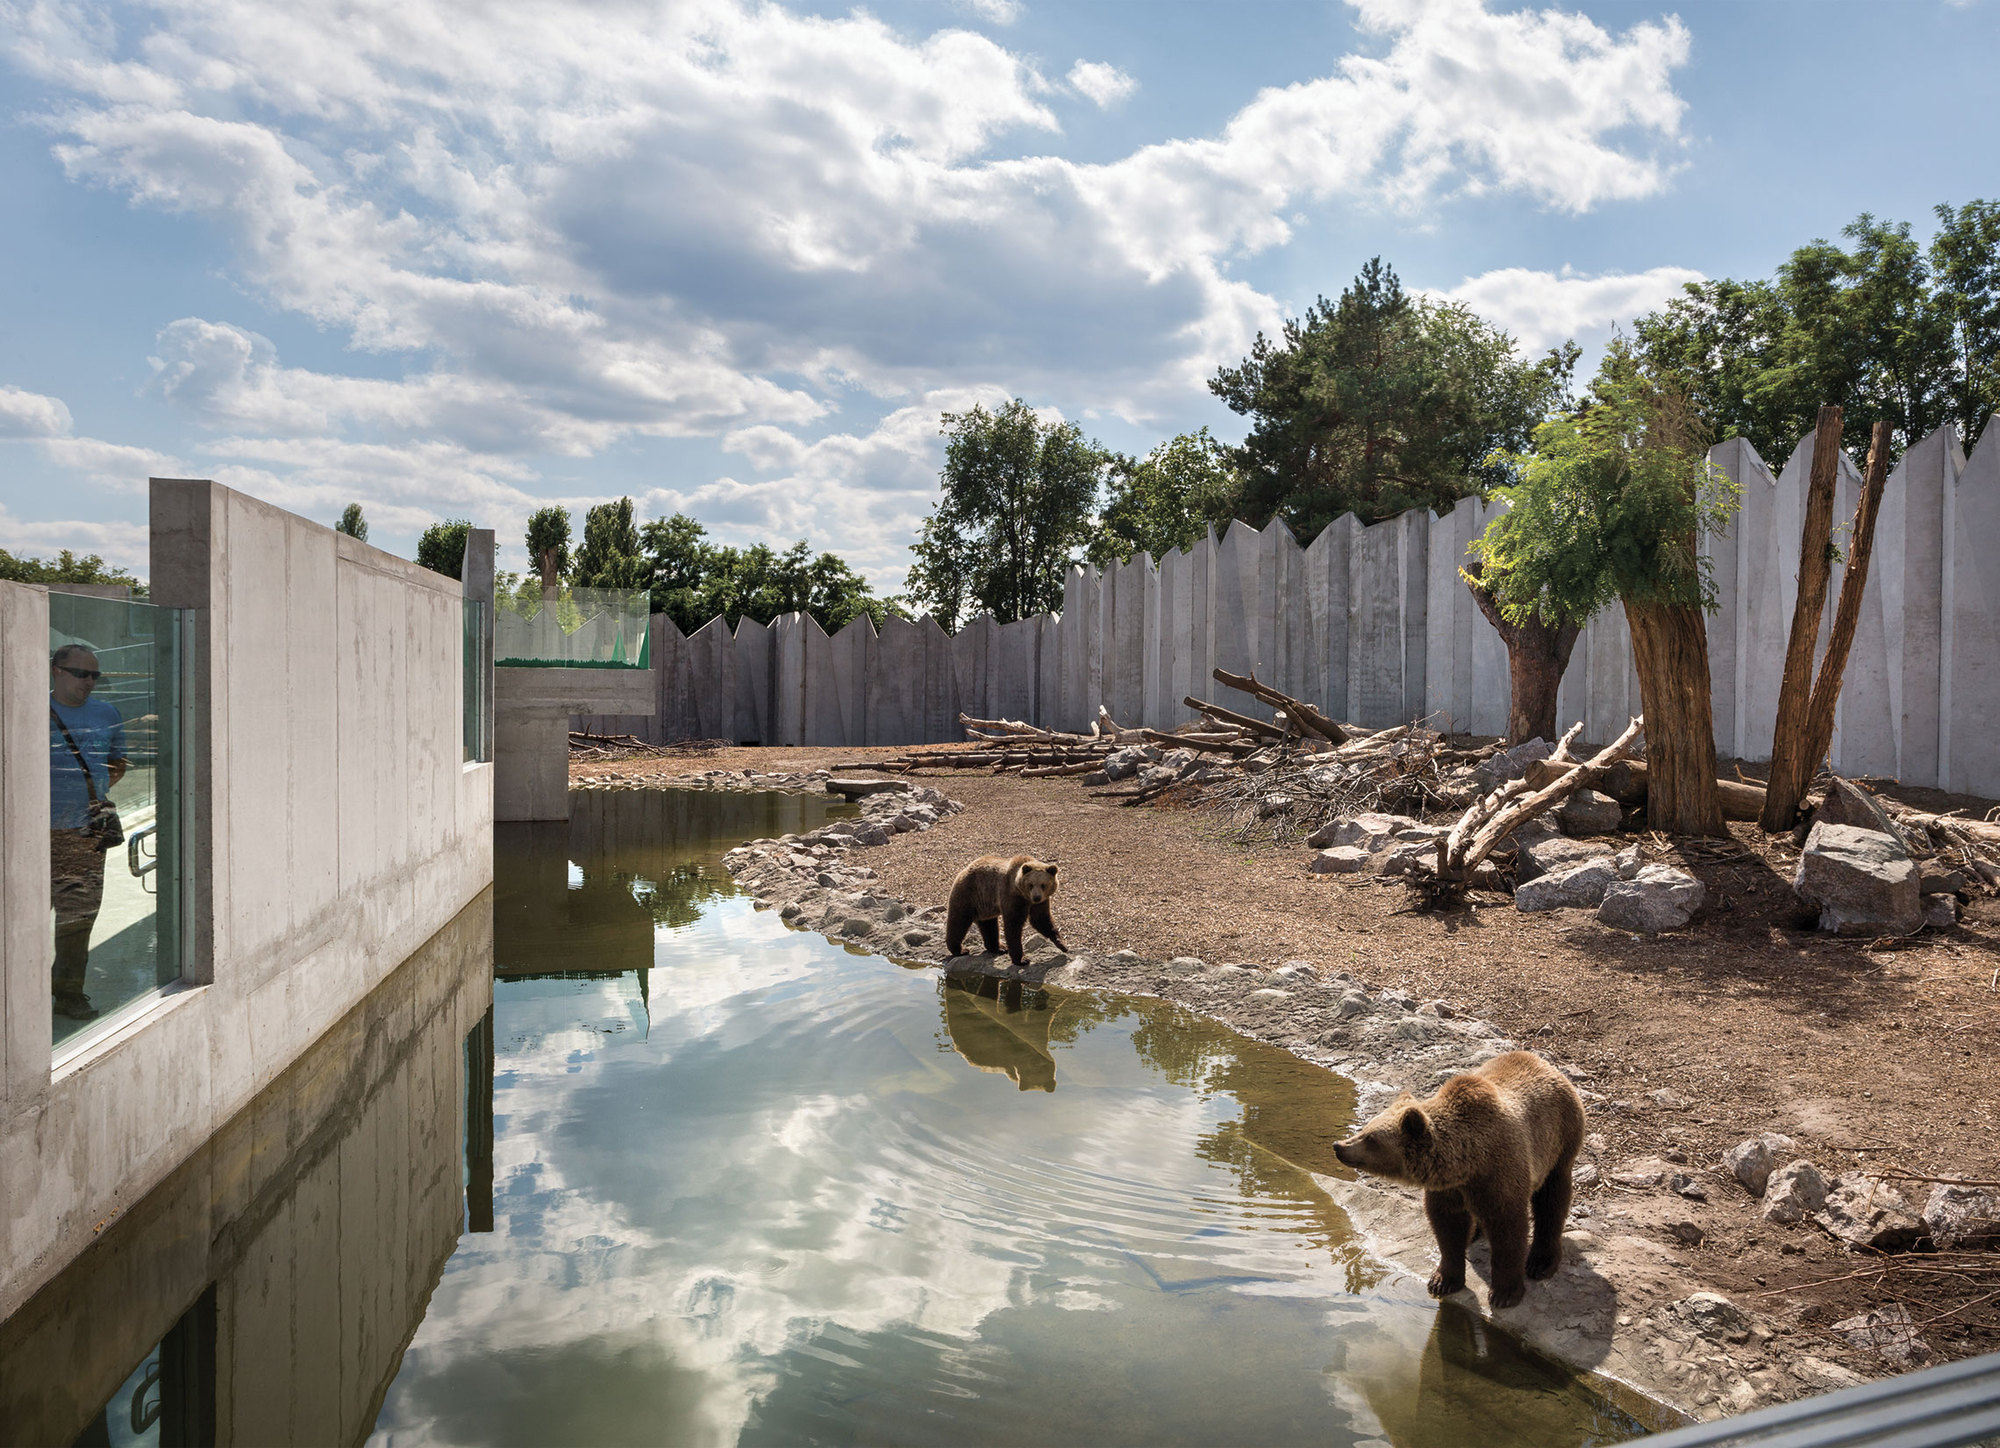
2;0;1994;586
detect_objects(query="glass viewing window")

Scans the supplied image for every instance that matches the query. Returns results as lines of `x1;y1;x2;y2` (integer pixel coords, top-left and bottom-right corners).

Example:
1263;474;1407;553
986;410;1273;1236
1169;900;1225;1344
493;584;650;669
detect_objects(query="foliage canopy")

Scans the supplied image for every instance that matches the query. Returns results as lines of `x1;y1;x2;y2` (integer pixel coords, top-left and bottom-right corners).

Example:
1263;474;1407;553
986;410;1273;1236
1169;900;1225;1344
524;506;572;584
0;548;143;593
1209;257;1575;539
1472;350;1738;628
415;519;470;580
1632;202;1999;459
1086;428;1243;568
639;511;887;636
906;399;1109;629
574;497;649;590
336;503;368;541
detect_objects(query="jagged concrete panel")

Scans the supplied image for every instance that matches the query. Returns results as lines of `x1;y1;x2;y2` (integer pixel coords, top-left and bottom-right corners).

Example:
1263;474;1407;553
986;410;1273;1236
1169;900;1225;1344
1398;511;1430;724
1425;499;1475;732
1890;428;1962;785
1703;438;1757;757
1212;520;1263;717
686;616;739;742
1034;613;1061;731
1468;497;1510;737
990;617;1039;724
1140;550;1161;729
801;614;844;746
916;615;961;742
871;614;924;744
952;614;993;724
1104;556;1147;726
831;615;875;747
734;616;772;745
1943;418;2000;797
1346;514;1407;728
1258;519;1301;702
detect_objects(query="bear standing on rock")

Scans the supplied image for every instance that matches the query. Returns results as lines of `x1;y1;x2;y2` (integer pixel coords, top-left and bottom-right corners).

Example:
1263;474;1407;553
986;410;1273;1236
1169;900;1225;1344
1333;1051;1584;1309
946;855;1066;967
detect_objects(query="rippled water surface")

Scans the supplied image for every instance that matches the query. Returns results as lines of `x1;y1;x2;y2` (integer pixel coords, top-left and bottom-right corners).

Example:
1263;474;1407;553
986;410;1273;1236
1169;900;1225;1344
367;789;1645;1448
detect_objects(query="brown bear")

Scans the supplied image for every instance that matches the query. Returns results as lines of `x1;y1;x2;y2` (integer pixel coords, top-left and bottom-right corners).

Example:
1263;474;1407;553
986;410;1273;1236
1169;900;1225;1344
1332;1050;1583;1309
945;855;1066;967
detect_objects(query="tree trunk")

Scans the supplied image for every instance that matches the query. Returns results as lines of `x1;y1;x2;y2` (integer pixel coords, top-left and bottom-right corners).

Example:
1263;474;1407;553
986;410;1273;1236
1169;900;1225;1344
1623;598;1726;836
1760;405;1845;830
1761;420;1893;830
1467;573;1581;744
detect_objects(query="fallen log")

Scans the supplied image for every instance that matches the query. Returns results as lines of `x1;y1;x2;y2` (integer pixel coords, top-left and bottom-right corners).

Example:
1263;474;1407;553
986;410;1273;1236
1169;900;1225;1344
1021;760;1104;778
1184;696;1287;740
1522;757;1766;823
1435;718;1641;882
1210;668;1348;744
1141;728;1256;756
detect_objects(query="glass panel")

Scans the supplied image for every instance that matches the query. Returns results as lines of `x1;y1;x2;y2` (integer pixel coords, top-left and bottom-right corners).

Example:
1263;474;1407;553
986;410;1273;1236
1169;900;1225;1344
492;583;649;669
461;597;492;763
66;1287;215;1448
48;591;187;1047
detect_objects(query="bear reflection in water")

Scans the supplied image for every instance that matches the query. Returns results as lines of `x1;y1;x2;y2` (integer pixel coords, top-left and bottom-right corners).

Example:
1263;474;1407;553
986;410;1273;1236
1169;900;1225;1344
940;972;1060;1091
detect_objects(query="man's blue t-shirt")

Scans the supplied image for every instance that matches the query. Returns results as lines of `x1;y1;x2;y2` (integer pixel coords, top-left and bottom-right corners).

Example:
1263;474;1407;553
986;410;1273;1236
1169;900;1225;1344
49;697;127;831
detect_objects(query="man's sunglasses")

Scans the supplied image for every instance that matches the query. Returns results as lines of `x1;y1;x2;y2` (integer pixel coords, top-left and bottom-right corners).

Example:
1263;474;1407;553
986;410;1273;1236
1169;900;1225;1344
56;666;102;681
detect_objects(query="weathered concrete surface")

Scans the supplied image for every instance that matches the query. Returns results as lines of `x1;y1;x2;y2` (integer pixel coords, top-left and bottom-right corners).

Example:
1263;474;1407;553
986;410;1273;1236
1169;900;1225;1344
565;427;1999;789
496;658;651;821
1;479;495;1323
0;891;491;1444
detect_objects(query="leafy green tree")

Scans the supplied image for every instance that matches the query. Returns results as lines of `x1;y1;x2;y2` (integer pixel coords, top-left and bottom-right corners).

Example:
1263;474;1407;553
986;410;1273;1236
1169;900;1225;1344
573;497;649;590
0;548;144;594
525;506;571;591
416;519;470;580
1634;205;1995;459
336;503;368;541
1208;258;1574;538
907;399;1108;629
1472;348;1738;836
1086;428;1243;568
1930;200;2000;446
637;511;886;634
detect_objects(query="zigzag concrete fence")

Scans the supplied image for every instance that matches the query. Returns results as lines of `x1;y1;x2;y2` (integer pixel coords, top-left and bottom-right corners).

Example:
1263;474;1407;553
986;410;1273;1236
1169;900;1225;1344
578;421;1999;799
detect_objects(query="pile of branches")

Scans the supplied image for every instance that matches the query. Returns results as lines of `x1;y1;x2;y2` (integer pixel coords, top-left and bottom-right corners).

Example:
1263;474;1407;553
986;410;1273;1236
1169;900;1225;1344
832;708;1147;777
567;730;731;758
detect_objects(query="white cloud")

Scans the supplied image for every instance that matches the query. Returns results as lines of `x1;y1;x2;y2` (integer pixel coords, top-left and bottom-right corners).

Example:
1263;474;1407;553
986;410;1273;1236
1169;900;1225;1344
1068;59;1135;108
7;0;1695;567
0;385;74;438
957;0;1024;23
0;502;152;572
1439;263;1705;352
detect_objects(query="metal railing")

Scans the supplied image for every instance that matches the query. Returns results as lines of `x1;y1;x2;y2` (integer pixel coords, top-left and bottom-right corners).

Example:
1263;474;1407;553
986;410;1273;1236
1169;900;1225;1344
1642;1351;2000;1447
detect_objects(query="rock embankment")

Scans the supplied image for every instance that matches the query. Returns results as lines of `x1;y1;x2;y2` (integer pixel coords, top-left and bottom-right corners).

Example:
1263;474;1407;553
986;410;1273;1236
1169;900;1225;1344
697;771;1869;1425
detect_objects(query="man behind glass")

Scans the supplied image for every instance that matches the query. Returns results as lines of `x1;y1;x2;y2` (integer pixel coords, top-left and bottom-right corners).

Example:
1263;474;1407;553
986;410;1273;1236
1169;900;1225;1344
49;643;127;1023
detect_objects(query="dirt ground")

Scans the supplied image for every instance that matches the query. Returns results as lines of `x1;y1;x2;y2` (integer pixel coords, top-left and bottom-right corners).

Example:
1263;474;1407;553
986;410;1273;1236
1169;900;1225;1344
582;741;2000;1373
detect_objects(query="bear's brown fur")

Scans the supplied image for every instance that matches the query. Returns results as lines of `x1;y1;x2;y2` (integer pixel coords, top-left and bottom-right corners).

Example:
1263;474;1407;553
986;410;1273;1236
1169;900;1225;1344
1333;1050;1584;1308
945;855;1066;966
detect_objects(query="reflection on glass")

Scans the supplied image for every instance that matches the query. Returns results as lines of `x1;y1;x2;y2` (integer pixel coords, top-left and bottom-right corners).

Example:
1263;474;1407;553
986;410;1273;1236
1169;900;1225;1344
462;597;492;764
0;894;492;1447
493;584;650;668
47;592;186;1046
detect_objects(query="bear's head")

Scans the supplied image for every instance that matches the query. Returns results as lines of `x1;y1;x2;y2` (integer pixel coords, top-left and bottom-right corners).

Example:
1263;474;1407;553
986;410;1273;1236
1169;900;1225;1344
1013;859;1058;906
1333;1096;1435;1186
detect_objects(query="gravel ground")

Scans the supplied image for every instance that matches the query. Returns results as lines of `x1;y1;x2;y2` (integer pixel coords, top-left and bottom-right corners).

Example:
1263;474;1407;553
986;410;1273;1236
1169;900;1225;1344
577;743;2000;1412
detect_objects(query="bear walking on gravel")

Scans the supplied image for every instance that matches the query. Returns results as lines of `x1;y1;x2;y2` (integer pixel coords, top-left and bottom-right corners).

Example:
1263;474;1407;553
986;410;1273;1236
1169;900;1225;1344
946;855;1066;967
1333;1050;1584;1309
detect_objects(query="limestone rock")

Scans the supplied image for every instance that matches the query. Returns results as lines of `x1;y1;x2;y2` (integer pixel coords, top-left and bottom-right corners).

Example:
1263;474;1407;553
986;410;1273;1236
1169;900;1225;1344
1597;865;1705;933
1818;1173;1925;1252
1472;737;1552;792
1922;1184;2000;1249
1559;788;1624;836
1922;894;1959;929
1308;846;1371;875
1723;1134;1797;1197
1613;846;1642;880
1761;1161;1828;1224
1516;836;1614;884
1333;991;1373;1020
1793;822;1922;936
1324;812;1422;852
1920;867;1967;895
1671;1292;1752;1344
1609;1159;1671;1189
1165;956;1207;977
1829;1304;1929;1368
1515;857;1619;912
1370;840;1437;876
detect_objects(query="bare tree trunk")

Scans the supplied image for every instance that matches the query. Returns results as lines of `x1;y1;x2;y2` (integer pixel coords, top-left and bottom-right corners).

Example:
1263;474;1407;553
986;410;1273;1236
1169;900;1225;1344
1761;421;1894;830
1467;579;1582;744
1760;405;1845;830
1624;598;1726;836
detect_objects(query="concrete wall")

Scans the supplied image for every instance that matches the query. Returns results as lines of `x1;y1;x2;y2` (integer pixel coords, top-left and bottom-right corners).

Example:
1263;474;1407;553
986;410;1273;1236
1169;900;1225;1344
571;423;2000;797
1;478;495;1321
0;891;491;1445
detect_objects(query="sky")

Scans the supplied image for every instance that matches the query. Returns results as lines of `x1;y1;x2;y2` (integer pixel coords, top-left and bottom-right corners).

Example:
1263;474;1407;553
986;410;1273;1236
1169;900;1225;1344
1;0;1995;589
